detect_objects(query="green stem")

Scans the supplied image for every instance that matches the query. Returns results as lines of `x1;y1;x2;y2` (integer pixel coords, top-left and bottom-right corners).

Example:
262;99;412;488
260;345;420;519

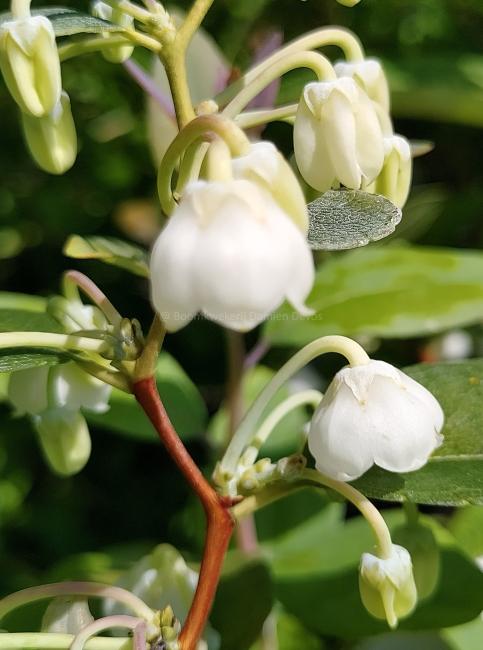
220;335;370;477
59;35;157;62
216;26;364;108
103;0;152;23
223;50;336;119
178;0;215;49
162;49;196;127
157;114;250;215
240;389;323;467
231;481;304;520
235;104;298;129
0;332;110;355
301;468;393;559
0;634;132;650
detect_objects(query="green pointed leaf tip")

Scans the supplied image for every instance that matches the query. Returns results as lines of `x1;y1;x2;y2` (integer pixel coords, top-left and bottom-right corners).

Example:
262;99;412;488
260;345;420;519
307;190;402;251
0;7;125;37
352;359;483;506
64;234;149;278
265;245;483;344
0;349;70;372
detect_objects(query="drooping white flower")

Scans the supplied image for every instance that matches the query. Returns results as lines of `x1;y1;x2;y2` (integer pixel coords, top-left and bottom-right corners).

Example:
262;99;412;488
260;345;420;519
150;179;314;332
232;141;309;233
308;359;444;481
359;544;417;628
104;544;220;650
8;362;111;475
0;15;61;116
293;78;384;192
371;135;412;207
92;1;134;63
8;362;111;416
334;59;390;111
21;91;77;175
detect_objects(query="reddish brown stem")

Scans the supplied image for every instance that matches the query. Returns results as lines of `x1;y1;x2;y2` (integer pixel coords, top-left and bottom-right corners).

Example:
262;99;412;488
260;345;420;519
133;376;235;650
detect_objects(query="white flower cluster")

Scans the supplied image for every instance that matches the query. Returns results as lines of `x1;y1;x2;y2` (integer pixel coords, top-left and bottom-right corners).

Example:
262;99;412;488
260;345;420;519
295;59;412;207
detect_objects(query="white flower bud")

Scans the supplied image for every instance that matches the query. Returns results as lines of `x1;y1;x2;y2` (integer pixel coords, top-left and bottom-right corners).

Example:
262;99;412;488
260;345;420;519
92;2;134;63
294;78;384;192
232;141;309;233
372;135;412;208
0;15;61;116
150;179;314;332
34;408;92;476
359;544;417;628
21;91;77;175
308;359;444;481
334;59;390;111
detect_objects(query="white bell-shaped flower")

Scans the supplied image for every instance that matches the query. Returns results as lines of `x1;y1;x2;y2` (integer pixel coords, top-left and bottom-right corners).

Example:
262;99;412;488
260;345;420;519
0;15;61;116
92;2;134;63
293;78;384;192
308;359;444;481
21;91;77;174
372;135;412;208
150;179;314;332
359;544;417;628
232;142;309;233
334;59;390;111
8;362;111;416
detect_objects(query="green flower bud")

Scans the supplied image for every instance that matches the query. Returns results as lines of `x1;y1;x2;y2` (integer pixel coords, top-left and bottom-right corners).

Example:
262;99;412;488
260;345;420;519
34;409;92;476
92;2;134;64
0;15;61;116
359;544;417;628
392;522;440;600
21;91;77;174
41;597;94;634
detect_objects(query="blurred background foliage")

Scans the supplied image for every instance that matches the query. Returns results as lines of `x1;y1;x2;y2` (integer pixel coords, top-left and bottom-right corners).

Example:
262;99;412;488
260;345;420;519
0;1;482;649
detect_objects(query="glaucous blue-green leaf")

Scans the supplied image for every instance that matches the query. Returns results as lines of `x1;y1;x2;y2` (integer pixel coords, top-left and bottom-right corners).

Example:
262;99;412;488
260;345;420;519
264;507;483;638
307;190;402;251
211;555;273;650
352;359;483;506
208;365;310;459
265;245;483;345
64;235;149;278
0;349;70;373
0;8;124;37
87;352;207;442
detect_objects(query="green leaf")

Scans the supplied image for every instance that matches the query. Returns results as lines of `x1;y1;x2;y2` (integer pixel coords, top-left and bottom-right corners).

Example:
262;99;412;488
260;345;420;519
265;508;483;638
64;234;149;278
208;365;309;459
0;309;64;333
0;348;70;373
265;245;483;345
443;616;483;650
250;606;324;650
355;632;451;650
449;506;483;557
307;190;402;251
87;353;207;442
211;556;274;650
353;359;483;506
0;7;124;37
